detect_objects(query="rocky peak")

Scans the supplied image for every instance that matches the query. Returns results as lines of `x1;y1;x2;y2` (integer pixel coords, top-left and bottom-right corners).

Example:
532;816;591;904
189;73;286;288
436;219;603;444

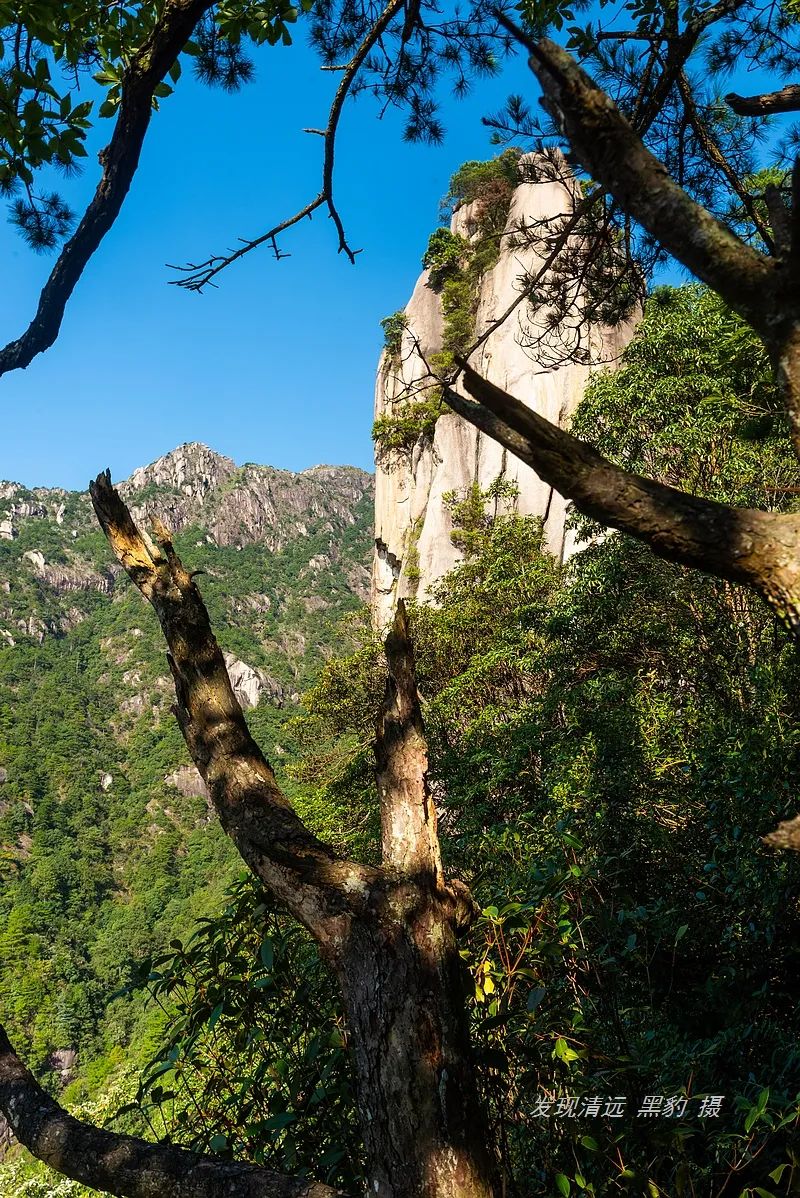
124;443;237;504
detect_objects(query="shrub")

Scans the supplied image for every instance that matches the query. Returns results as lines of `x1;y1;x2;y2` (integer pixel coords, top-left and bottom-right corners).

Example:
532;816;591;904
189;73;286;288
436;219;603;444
372;396;443;461
422;228;467;288
440;149;522;218
379;311;407;361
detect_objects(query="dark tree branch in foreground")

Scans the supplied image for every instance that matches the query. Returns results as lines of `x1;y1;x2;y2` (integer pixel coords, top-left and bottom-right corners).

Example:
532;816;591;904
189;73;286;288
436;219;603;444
0;0;216;379
445;362;800;633
493;16;778;340
85;471;496;1198
89;470;379;940
493;13;800;456
169;0;403;291
0;1024;340;1198
726;84;800;116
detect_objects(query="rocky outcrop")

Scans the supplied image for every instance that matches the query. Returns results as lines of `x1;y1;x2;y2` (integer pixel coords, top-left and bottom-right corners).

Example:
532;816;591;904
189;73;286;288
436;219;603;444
120;444;372;550
165;764;208;799
371;153;638;628
21;550;115;595
223;651;297;709
0;446;373;648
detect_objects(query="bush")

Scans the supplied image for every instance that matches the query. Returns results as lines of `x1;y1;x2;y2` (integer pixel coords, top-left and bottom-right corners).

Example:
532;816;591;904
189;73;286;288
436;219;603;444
422;228;467;288
371;396;443;461
379;311;407;361
440;149;522;218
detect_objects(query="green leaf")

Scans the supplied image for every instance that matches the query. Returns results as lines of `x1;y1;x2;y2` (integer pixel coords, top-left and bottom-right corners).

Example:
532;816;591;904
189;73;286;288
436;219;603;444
555;1174;571;1197
259;938;274;970
209;1133;227;1152
262;1111;296;1130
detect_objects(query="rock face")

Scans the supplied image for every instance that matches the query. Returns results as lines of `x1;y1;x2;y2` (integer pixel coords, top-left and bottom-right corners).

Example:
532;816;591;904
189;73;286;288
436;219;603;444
371;153;638;628
223;651;297;710
122;445;370;550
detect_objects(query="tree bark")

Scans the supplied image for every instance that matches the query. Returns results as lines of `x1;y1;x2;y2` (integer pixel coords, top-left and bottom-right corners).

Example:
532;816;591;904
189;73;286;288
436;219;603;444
0;476;500;1198
336;885;496;1198
0;1025;340;1198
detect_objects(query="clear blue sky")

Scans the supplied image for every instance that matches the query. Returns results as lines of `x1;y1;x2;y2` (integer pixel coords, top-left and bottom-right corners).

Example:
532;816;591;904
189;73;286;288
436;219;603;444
0;33;536;490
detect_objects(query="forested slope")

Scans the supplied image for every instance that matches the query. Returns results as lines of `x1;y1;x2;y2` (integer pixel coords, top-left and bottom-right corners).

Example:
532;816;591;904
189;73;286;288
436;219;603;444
0;445;373;1102
6;290;800;1198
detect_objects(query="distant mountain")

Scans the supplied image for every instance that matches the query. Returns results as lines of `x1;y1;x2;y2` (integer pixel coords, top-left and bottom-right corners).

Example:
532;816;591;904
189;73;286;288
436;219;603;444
0;445;373;1099
0;443;373;645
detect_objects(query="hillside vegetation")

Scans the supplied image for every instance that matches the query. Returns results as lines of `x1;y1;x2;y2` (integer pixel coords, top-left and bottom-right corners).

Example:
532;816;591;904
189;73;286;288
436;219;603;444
5;290;800;1198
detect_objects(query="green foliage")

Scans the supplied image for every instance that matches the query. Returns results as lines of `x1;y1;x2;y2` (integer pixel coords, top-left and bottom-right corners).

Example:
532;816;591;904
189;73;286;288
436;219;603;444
294;287;800;1196
371;396;443;461
422;228;468;288
440;149;523;218
380;311;408;361
443;475;521;558
572;285;795;509
128;877;361;1187
0;0;302;248
0;464;374;1136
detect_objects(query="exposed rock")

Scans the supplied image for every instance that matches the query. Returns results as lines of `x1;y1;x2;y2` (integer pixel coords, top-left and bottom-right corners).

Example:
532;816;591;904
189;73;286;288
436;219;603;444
165;764;209;799
370;151;638;628
99;772;113;792
10;500;47;520
0;520;14;540
48;1047;77;1085
0;767;7;785
224;651;274;710
126;442;237;500
22;551;114;595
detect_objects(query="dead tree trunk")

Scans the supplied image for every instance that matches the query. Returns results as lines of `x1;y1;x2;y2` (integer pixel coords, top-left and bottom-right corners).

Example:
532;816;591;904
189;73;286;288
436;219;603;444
0;475;499;1198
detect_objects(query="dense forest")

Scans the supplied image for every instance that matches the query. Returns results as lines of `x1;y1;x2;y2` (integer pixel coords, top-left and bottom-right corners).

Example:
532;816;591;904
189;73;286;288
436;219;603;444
4;285;800;1197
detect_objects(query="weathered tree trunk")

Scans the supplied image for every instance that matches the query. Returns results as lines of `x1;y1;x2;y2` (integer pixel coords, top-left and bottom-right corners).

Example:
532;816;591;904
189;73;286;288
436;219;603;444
335;882;496;1198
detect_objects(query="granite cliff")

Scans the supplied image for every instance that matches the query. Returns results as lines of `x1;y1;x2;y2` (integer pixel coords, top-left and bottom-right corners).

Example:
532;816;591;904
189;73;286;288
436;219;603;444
371;152;638;628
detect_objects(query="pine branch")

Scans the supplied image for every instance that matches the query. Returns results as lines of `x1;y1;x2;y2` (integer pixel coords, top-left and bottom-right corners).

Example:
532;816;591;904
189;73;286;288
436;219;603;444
0;0;217;378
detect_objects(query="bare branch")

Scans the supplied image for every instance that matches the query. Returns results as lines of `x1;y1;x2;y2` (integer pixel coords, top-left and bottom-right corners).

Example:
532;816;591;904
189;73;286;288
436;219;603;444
89;470;379;938
444;362;800;632
0;1023;341;1198
171;0;403;290
0;0;216;378
167;194;326;292
375;600;442;881
726;84;800;116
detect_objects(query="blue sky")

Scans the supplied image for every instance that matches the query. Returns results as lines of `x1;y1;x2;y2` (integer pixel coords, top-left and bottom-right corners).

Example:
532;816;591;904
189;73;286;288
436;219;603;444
0;31;536;490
